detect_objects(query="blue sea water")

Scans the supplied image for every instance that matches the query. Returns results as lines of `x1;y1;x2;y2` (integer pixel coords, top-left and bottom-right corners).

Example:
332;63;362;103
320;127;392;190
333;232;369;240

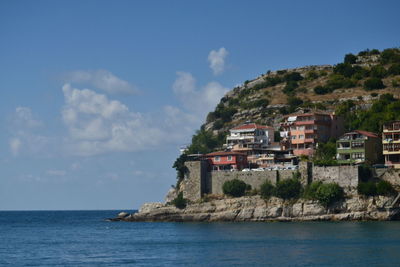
1;210;400;266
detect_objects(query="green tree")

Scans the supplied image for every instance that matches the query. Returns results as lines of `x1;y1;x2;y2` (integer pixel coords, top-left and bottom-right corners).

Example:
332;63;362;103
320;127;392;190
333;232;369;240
260;180;275;199
172;154;188;187
376;180;396;196
222;179;248;197
315;183;344;207
275;178;302;199
314;85;331;95
364;77;385;91
344;53;357;64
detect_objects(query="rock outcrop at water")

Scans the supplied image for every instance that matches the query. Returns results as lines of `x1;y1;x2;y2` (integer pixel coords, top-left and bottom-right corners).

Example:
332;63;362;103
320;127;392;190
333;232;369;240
115;195;400;222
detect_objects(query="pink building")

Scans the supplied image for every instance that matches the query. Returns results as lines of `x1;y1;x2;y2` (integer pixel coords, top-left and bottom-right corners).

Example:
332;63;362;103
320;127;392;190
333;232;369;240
204;151;248;171
280;111;344;156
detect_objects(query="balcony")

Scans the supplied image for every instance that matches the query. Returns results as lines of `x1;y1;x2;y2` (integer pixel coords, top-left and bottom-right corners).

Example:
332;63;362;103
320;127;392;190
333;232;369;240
304;129;316;134
383;125;400;132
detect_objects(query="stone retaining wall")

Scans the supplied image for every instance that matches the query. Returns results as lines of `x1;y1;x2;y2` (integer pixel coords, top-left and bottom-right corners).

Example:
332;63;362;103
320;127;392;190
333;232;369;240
182;161;360;201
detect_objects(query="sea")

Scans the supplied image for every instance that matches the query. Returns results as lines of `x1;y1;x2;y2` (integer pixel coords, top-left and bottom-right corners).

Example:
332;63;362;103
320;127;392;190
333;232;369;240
1;210;400;266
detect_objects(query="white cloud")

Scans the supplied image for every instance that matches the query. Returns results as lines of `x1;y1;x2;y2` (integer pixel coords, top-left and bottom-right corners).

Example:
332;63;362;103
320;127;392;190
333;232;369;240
62;84;164;156
208;47;228;75
8;107;51;157
9;138;21;156
64;70;137;94
172;72;228;116
46;169;66;176
14;107;42;128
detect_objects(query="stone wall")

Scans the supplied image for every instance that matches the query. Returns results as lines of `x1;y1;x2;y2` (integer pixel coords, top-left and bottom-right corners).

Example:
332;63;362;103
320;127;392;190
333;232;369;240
312;165;359;192
181;161;208;202
210;170;279;195
182;161;361;201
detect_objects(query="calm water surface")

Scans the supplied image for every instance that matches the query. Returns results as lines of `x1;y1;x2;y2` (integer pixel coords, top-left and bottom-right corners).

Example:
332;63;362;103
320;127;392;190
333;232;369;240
1;210;400;266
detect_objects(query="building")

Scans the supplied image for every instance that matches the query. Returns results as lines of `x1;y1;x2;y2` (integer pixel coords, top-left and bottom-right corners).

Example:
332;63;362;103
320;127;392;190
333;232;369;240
383;121;400;168
247;149;298;167
204;151;248;171
280;111;344;156
226;123;274;151
336;130;381;164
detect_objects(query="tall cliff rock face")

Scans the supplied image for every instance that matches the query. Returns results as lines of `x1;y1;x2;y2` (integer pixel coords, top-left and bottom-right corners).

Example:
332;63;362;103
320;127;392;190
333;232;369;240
119;195;400;222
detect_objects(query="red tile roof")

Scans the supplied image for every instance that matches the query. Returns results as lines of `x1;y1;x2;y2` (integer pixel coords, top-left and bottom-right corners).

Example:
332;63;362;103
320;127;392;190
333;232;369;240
205;151;247;157
231;123;273;131
354;130;379;138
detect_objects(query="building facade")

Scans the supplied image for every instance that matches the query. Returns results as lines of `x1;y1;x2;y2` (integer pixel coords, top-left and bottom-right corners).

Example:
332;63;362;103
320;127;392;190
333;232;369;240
280;111;344;156
226;123;274;151
204;151;248;171
383;121;400;168
336;130;381;164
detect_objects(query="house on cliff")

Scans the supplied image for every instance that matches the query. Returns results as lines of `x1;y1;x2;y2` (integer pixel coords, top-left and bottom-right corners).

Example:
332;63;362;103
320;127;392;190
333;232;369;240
226;123;274;151
204;151;248;171
383;121;400;168
280;111;344;157
336;130;381;165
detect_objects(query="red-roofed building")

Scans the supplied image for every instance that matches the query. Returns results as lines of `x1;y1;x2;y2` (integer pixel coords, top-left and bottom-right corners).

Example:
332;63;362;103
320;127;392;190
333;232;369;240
204;151;248;171
337;130;381;164
227;122;274;151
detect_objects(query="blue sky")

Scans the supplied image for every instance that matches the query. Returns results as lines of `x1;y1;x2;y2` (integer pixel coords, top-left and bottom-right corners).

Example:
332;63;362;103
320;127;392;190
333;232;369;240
0;0;399;210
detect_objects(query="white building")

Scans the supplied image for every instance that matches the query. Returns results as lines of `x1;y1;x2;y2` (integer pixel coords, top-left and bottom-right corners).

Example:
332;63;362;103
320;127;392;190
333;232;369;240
227;123;274;151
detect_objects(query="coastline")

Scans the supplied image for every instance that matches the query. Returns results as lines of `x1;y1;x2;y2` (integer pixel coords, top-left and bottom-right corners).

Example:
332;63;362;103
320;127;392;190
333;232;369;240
111;195;400;222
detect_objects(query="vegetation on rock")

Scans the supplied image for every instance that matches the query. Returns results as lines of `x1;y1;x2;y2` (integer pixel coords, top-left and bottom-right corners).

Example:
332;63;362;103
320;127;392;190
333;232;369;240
260;180;275;199
275;178;302;200
222;179;248;197
171;192;187;209
358;180;395;196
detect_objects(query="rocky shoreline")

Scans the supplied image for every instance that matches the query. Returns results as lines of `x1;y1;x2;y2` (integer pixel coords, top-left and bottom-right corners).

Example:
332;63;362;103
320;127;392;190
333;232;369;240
110;195;400;222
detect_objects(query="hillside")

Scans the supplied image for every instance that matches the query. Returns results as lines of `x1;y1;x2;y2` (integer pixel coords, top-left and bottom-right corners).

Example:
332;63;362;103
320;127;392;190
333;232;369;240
173;48;400;177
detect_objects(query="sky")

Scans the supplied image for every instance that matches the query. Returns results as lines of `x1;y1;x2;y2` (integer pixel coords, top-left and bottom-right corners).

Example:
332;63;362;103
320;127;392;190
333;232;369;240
0;0;399;210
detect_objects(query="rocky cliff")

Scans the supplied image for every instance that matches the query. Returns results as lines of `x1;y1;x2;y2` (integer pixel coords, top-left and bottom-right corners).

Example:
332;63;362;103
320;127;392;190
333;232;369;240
114;195;400;222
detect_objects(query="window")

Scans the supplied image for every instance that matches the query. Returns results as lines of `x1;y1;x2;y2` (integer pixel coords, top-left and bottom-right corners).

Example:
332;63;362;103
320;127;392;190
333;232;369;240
228;155;233;161
215;156;221;162
352;153;364;159
291;135;296;140
299;135;304;139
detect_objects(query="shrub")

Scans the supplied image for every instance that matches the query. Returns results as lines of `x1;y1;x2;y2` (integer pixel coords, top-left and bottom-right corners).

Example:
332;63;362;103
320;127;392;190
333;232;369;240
222;179;248;197
213;119;224;130
283;81;298;95
376;180;396;196
344;53;357;64
364;77;385;90
315;183;344;207
260;180;275;199
306;70;319;80
388;63;400;75
284;72;303;82
370;65;387;78
314;85;331;95
275;178;302;199
171;192;187;209
327;74;356;89
303;181;323;199
287;97;303;112
358;181;377;196
334;63;356;78
380;48;400;64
